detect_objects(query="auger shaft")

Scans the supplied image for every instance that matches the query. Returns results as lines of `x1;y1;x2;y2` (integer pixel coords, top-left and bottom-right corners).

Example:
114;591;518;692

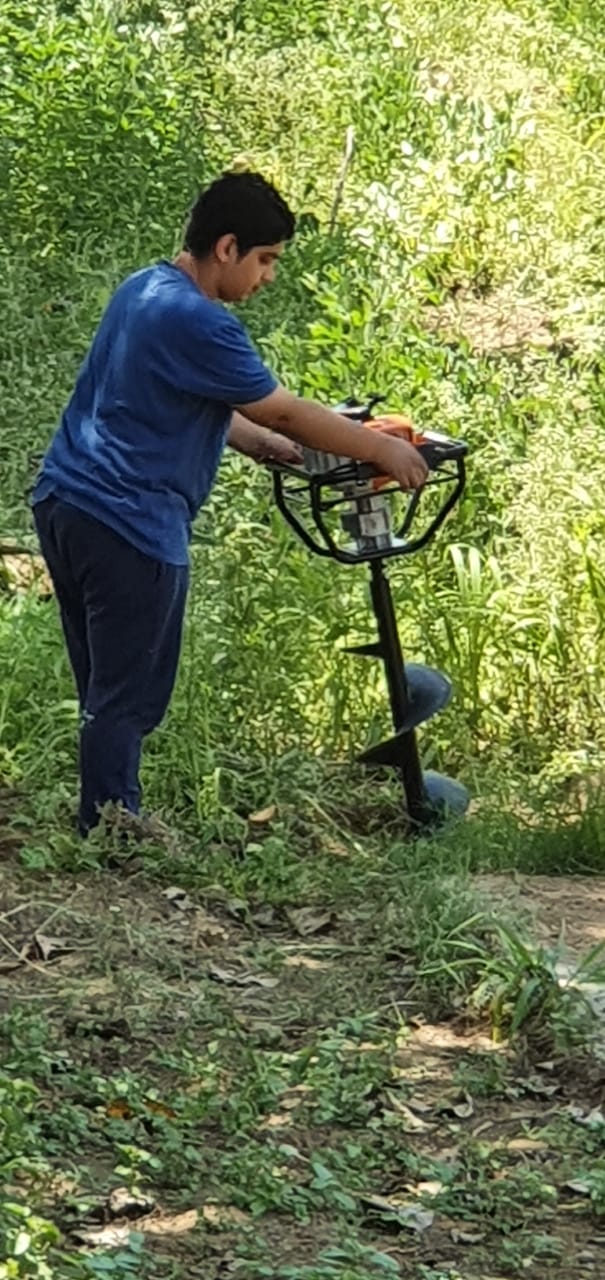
368;560;430;825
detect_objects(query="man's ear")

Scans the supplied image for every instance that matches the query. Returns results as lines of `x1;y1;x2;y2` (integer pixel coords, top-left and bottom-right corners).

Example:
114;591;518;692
214;233;239;263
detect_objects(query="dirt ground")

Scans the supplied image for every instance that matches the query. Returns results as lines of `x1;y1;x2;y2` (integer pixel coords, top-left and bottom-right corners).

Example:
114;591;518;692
476;874;605;954
4;805;605;1278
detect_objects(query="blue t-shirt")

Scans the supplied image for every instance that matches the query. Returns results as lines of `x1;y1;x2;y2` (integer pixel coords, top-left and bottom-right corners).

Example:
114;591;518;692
32;261;277;564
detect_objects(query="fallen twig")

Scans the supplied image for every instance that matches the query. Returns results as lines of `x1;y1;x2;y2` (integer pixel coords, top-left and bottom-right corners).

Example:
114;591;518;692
0;929;53;977
33;887;83;938
0;902;37;924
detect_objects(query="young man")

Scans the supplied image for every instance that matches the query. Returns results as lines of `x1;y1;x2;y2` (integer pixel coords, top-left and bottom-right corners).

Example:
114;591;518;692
33;171;427;836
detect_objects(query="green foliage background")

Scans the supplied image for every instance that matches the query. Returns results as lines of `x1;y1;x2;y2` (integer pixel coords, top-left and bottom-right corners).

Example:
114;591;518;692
2;0;605;826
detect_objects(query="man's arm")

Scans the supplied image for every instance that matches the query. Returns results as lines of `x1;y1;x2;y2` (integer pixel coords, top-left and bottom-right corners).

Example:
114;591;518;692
234;387;428;489
226;412;302;464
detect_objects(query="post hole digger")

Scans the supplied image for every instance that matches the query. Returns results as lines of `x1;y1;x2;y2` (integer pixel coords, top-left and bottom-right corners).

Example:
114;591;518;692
270;395;469;830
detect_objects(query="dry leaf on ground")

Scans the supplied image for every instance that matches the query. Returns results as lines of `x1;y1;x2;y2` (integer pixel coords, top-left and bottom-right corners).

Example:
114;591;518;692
567;1105;605;1128
286;907;334;937
405;1094;435;1115
83;977;116;998
144;1209;198;1235
73;1225;132;1248
280;1085;313;1111
411;1180;444;1197
384;1092;430;1131
360;1194;435;1232
514;1075;560;1099
192;910;229;945
257;1112;292;1131
250;906;276;928
506;1137;549;1153
321;836;350;858
107;1187;155;1219
451;1228;486;1244
248;805;277;824
208;964;278;989
202;1204;250;1228
25;933;75;963
73;1206;197;1245
163;886;196;912
437;1090;474;1119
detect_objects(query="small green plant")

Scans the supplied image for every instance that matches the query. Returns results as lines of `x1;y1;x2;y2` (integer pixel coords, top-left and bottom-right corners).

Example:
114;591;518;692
289;1020;397;1126
238;1237;401;1279
112;1144;163;1194
421;918;605;1050
498;1230;563;1271
80;1234;145;1277
471;928;605;1049
453;1053;510;1098
567;1164;605;1215
0;1203;59;1280
434;1151;557;1228
418;1273;464;1280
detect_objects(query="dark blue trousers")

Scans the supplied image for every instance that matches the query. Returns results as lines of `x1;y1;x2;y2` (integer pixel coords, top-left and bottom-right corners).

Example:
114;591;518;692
34;498;188;833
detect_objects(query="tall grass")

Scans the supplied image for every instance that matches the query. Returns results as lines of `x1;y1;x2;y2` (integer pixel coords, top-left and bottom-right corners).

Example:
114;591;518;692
3;0;605;854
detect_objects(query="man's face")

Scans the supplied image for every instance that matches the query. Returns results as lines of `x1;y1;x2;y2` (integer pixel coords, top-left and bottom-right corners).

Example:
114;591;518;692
216;236;285;302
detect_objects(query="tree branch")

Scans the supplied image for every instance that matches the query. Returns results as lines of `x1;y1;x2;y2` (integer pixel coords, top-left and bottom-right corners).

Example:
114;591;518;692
328;125;356;236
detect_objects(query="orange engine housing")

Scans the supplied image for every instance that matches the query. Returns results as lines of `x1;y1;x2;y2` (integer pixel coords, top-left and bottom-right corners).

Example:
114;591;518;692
367;414;426;489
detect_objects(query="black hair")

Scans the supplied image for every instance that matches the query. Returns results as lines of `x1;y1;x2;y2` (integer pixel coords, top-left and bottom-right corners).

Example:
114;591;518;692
184;171;296;258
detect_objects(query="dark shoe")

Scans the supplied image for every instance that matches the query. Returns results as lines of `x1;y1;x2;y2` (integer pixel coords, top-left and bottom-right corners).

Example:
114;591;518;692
90;803;185;857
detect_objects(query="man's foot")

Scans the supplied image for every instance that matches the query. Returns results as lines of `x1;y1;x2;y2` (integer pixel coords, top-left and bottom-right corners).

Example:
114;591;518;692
90;803;186;857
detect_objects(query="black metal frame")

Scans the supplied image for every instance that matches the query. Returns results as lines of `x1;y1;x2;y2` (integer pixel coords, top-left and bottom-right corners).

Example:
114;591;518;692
272;453;466;565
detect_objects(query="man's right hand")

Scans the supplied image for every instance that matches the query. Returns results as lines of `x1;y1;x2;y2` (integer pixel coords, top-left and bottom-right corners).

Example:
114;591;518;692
370;432;428;490
235;386;429;491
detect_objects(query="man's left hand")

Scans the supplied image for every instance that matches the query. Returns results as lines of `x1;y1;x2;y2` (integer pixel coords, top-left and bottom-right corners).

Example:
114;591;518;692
228;414;304;466
258;432;304;466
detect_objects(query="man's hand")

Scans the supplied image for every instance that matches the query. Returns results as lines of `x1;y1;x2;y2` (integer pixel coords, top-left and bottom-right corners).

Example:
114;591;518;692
257;432;304;466
227;414;303;466
370;433;428;489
